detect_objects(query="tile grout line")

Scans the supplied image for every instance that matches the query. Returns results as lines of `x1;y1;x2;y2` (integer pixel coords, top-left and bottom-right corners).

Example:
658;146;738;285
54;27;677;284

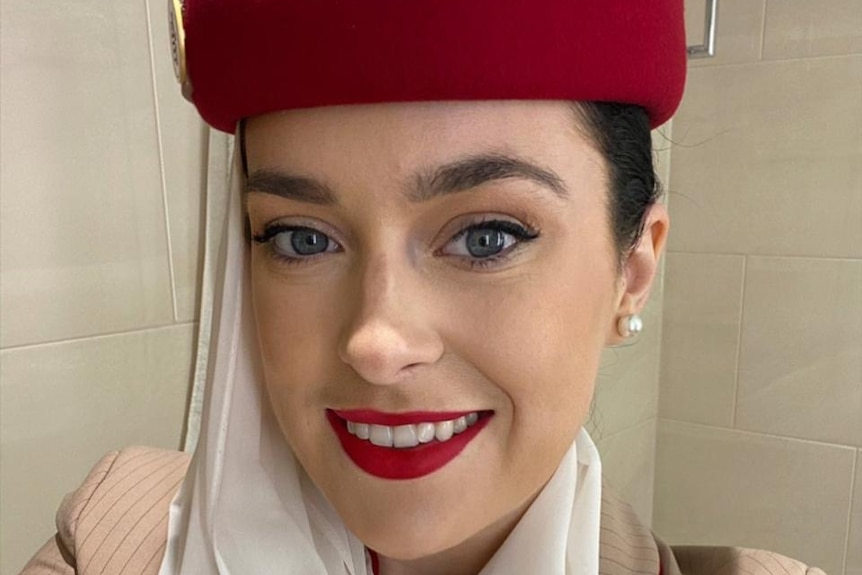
758;0;768;60
730;255;747;428
0;322;199;353
143;0;179;322
758;52;862;65
685;51;860;71
841;449;858;575
666;250;862;263
661;417;860;452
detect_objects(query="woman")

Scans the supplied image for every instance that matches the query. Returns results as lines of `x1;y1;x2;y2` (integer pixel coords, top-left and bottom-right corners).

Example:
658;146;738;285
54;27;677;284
21;1;826;574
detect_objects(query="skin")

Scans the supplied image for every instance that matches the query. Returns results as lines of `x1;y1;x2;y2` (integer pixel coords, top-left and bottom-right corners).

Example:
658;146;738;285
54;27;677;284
243;100;668;575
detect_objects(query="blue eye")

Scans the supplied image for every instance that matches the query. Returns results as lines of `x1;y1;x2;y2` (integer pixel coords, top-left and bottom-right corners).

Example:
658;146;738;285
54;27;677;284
252;225;339;265
446;220;539;269
445;220;539;263
274;227;330;256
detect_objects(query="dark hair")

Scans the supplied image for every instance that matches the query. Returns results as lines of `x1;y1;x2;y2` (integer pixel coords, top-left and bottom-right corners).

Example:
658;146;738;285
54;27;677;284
570;102;661;267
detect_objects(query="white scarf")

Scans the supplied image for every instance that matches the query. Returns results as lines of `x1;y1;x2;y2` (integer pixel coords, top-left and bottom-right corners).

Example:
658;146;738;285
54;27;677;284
158;146;604;575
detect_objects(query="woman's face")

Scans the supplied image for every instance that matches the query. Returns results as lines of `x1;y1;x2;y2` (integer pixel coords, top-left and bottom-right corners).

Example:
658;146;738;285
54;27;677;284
244;101;657;562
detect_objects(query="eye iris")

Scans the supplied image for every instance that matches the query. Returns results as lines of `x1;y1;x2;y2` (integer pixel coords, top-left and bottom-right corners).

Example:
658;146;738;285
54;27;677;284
466;228;505;258
275;228;328;256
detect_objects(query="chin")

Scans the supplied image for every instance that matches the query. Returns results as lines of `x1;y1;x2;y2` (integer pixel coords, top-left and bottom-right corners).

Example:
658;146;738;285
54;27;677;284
343;495;476;561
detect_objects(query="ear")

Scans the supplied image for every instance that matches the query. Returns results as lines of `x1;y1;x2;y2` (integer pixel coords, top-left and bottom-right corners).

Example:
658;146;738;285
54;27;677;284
606;203;670;345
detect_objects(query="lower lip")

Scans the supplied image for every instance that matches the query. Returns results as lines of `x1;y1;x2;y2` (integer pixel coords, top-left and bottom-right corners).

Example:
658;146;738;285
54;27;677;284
326;410;492;480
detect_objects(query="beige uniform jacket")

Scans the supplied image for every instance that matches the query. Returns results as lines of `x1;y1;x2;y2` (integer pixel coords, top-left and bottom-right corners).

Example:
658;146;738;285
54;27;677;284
20;446;827;575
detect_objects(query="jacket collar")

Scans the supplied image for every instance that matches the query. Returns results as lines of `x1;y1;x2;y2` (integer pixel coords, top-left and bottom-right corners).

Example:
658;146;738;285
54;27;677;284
599;478;681;575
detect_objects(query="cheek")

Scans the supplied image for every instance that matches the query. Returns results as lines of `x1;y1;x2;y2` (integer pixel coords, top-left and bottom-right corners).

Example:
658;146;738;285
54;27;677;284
445;245;615;444
250;258;345;432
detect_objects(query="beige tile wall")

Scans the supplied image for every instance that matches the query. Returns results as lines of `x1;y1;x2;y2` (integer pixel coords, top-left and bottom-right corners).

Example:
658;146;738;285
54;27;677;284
658;1;861;573
0;0;204;572
654;421;856;575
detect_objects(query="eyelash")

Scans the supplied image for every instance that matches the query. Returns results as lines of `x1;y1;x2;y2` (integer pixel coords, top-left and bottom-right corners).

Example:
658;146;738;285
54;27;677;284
251;217;541;271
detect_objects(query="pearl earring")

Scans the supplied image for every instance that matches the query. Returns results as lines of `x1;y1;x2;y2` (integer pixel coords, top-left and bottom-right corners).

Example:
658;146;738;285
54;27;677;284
617;314;643;338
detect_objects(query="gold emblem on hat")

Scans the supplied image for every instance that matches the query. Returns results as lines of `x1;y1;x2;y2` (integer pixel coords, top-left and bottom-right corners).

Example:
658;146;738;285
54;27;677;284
168;0;187;85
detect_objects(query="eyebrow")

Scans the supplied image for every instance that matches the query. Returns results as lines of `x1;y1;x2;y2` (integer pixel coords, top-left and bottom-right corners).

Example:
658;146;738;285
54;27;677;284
244;153;569;205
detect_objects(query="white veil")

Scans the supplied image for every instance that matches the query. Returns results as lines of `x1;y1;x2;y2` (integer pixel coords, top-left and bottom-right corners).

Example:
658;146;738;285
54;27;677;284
158;136;604;575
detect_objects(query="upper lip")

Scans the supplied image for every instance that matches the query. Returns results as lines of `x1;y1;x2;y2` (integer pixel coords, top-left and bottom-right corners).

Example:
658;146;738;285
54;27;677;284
329;408;490;426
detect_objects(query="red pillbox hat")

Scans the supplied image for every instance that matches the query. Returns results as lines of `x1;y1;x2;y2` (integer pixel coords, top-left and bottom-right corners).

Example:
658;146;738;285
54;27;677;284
169;0;687;133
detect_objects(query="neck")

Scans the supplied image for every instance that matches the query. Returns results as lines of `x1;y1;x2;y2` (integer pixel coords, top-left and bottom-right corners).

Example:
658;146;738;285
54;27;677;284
376;488;540;575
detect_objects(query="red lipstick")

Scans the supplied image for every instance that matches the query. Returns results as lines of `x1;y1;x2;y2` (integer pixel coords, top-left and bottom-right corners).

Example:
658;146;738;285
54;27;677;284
326;409;492;480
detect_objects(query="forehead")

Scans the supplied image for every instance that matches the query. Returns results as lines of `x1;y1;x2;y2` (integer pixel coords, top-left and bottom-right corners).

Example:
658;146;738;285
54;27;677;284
243;100;599;176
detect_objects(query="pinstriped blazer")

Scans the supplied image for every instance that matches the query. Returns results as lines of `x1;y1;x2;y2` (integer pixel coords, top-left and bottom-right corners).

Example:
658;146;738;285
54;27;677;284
19;447;828;575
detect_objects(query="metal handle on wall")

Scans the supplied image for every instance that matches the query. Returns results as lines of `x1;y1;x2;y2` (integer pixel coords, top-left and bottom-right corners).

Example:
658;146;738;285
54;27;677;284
688;0;717;58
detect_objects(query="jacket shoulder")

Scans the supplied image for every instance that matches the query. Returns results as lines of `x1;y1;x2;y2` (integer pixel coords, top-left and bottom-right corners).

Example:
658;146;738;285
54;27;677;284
21;446;190;575
599;478;664;574
671;545;828;575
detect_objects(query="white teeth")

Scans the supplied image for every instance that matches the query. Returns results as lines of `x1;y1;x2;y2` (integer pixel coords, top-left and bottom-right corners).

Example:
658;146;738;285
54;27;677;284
416;422;436;443
393;424;419;448
434;420;454;442
453;416;467;434
343;412;483;448
369;424;393;447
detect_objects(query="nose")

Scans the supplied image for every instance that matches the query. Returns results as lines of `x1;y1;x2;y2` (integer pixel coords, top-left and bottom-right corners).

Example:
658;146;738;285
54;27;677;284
337;253;444;386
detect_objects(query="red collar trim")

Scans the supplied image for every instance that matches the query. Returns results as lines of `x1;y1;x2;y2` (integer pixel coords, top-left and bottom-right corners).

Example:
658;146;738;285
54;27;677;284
369;548;379;575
